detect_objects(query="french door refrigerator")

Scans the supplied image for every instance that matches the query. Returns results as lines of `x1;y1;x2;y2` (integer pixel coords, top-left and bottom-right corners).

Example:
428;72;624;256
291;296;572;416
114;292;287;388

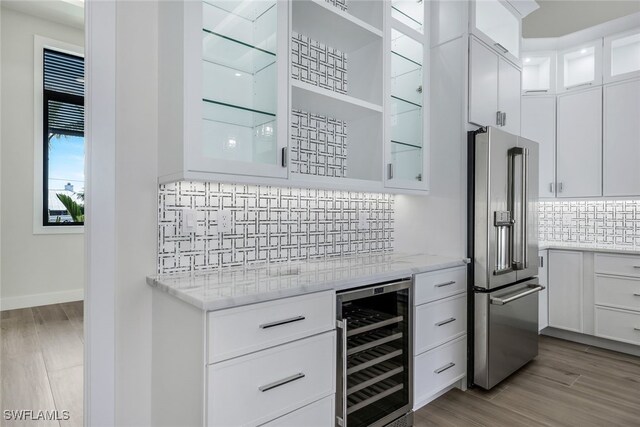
467;126;543;390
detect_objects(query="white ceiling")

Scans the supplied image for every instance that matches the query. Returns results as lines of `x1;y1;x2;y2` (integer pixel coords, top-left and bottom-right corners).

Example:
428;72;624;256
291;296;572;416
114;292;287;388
523;1;640;38
2;0;84;30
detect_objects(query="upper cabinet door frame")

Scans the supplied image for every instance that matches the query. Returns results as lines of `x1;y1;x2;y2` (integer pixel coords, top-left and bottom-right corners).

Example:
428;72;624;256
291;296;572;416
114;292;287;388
556;38;603;93
604;28;640;84
469;0;522;66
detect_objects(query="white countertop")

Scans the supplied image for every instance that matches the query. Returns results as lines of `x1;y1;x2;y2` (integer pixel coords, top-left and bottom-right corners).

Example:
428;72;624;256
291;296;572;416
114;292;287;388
539;242;640;256
147;252;468;311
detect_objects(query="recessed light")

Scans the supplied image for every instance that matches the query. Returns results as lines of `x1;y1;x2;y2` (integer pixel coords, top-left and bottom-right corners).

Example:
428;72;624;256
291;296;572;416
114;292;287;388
227;138;237;148
580;48;587;54
524;58;531;63
234;73;242;77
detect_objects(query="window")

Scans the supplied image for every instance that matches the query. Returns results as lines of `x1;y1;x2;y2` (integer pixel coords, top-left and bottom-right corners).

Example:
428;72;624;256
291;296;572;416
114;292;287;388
42;48;85;226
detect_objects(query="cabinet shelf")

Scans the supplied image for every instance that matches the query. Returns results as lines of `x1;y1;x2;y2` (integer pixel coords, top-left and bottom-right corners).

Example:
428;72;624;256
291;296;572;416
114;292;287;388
202;29;276;74
202;98;275;127
292;80;383;121
203;0;275;22
391;1;423;33
292;0;382;53
391;140;422;150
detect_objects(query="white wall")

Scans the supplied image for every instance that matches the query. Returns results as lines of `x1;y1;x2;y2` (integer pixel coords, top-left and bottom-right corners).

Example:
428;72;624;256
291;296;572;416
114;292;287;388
114;2;158;425
0;7;84;309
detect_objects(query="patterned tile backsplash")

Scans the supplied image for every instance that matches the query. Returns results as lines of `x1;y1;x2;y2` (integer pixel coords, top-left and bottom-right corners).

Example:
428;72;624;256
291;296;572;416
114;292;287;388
290;110;348;178
291;32;347;94
539;200;640;246
158;182;394;274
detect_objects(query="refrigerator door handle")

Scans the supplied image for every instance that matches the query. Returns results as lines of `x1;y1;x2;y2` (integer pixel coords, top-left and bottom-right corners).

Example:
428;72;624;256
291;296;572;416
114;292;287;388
521;148;529;269
507;147;529;271
490;284;545;305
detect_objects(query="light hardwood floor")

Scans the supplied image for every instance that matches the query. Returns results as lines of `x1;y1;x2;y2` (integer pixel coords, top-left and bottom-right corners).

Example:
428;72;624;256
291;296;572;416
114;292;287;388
1;302;83;427
415;335;640;426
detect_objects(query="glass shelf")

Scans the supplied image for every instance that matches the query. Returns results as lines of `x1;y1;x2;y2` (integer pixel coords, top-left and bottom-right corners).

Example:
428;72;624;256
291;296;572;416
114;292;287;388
391;142;423;182
203;0;276;22
391;29;422;65
202;99;277;164
391;1;423;33
391;51;422;106
611;32;640;77
202;29;276;74
390;96;422;149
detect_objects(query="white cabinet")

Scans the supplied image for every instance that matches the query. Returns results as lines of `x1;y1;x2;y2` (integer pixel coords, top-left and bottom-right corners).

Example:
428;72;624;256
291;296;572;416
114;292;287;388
603;79;640;197
158;0;289;182
470;0;521;64
604;29;640;83
413;267;467;410
521;96;556;197
538;250;548;331
469;36;521;134
498;57;522;135
522;51;556;94
556;87;602;198
557;39;602;92
548;250;583;333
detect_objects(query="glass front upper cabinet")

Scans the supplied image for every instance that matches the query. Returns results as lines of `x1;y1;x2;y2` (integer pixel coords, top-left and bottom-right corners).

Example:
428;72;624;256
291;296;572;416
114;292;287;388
391;0;424;33
557;39;602;92
387;28;426;188
604;29;640;83
198;0;287;177
471;0;521;64
522;51;556;94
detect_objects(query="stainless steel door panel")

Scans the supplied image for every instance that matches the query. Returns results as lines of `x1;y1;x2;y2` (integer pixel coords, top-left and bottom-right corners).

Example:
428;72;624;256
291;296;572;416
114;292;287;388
516;136;539;281
474;128;518;289
474;278;541;390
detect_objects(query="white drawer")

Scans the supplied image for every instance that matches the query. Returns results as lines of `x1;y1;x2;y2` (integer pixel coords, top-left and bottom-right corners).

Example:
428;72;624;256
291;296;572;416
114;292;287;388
415;294;466;355
414;267;467;305
261;396;334;427
208;331;336;427
594;254;640;278
208;291;335;363
595;306;640;346
414;335;466;405
595;274;640;312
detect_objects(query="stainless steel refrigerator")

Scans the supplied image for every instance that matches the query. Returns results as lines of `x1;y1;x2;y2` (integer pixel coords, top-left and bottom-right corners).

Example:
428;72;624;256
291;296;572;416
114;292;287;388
467;126;543;390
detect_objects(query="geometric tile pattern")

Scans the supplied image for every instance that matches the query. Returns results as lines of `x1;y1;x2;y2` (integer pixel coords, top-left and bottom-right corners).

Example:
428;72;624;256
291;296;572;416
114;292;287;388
291;32;348;94
290;109;348;177
158;182;394;274
539;200;640;247
325;0;347;11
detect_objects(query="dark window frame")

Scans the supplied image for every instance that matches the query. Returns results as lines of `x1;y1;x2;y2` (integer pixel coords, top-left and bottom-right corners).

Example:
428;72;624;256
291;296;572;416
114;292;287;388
42;48;85;227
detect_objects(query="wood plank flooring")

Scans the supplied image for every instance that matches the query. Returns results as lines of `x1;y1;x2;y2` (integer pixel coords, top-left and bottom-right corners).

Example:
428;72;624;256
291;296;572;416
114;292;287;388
1;302;83;427
415;335;640;426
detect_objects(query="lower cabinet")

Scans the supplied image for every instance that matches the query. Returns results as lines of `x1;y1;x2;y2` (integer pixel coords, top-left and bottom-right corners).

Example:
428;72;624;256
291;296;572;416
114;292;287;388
412;268;467;410
548;250;583;333
261;396;334;427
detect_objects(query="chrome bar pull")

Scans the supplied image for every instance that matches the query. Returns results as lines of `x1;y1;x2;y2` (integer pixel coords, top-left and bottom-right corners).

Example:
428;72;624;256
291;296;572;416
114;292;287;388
281;147;287;167
388;163;394;179
633;293;640;297
434;280;456;288
490;284;545;305
633;266;640;269
549;182;554;193
434;362;455;374
494;43;509;54
258;373;305;392
259;315;305;329
435;317;456;327
502;112;507;127
496;111;503;126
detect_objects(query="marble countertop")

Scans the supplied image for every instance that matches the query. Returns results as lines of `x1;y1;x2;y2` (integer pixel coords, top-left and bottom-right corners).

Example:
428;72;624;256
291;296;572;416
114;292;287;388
147;252;469;311
539;242;640;256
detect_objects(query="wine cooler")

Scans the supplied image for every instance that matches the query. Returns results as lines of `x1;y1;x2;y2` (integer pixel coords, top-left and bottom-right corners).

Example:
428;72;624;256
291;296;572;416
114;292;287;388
336;279;413;427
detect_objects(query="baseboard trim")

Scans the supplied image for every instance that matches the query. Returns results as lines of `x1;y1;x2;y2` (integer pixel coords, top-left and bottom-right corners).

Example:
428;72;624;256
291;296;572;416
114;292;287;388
541;327;640;357
1;289;84;311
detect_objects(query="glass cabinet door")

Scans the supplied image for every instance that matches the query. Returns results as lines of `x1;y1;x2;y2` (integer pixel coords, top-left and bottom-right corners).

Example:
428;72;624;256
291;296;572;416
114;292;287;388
472;0;521;63
604;30;640;83
391;0;424;33
198;0;286;177
557;40;602;92
387;28;426;188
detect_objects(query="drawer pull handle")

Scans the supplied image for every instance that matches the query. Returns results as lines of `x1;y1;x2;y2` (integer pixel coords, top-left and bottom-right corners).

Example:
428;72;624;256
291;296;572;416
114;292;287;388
634;266;640;269
434;362;455;374
258;372;305;392
634;293;640;297
435;317;456;327
435;280;456;288
260;316;305;329
634;327;640;332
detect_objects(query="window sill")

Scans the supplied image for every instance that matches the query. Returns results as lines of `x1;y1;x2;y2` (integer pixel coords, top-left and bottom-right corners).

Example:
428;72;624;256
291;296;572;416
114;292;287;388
33;225;84;235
